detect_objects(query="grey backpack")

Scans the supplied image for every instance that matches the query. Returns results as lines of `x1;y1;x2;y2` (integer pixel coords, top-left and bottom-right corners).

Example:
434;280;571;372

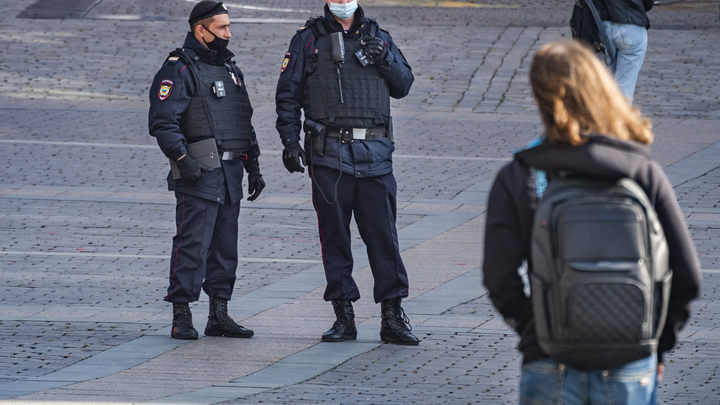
530;176;672;369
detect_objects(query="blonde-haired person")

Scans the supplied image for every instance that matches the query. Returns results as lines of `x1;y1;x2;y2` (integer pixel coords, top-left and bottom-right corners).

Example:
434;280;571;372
482;41;701;404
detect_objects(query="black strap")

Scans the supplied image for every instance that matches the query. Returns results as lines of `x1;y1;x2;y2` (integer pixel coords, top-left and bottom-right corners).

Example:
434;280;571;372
366;18;379;37
583;0;616;66
307;16;328;37
170;48;199;64
168;48;201;93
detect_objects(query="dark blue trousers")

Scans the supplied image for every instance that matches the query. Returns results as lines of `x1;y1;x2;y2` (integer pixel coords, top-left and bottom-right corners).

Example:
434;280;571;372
165;191;239;302
311;165;409;303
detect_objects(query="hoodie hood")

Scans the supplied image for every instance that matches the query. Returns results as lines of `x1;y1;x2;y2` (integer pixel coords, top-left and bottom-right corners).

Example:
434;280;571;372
515;135;652;181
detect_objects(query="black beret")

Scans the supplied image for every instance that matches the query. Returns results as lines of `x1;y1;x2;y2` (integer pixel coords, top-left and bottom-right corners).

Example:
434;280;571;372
188;1;228;25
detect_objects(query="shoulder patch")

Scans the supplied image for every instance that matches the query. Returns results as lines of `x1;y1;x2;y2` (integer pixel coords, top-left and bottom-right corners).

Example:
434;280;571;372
158;80;173;101
281;52;291;73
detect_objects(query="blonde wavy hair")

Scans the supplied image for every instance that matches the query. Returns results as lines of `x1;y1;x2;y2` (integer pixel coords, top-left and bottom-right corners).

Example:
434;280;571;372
529;40;653;146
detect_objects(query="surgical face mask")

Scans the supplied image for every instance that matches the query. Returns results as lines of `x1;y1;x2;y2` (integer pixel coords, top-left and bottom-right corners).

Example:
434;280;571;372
202;26;229;53
328;1;358;20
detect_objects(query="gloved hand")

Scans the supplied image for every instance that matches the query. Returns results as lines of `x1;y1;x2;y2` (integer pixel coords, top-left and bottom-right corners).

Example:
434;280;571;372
362;37;388;64
176;154;213;183
244;160;265;201
282;142;307;173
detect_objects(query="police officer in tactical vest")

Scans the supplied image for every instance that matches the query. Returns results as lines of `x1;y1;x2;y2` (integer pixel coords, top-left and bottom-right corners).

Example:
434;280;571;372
276;0;419;345
149;1;264;340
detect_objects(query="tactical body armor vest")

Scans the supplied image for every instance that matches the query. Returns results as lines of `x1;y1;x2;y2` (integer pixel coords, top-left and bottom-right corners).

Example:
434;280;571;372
171;48;254;151
303;17;391;128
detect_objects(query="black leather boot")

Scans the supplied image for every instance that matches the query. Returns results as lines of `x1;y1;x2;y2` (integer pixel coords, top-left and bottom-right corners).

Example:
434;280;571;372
205;297;254;338
380;297;420;346
171;302;198;340
322;299;357;342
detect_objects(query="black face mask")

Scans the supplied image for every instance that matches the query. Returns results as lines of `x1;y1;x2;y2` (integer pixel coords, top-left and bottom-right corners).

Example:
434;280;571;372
201;26;229;53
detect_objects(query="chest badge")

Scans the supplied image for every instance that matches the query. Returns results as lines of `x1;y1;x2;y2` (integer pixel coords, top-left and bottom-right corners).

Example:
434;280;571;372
158;80;173;101
281;52;291;73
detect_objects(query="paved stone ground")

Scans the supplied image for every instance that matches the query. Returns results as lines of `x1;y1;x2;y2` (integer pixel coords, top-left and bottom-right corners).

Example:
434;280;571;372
0;0;719;403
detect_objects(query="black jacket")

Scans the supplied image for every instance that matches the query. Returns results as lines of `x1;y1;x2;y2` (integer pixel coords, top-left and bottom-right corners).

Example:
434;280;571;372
596;0;654;28
483;135;702;364
275;6;413;177
149;33;260;204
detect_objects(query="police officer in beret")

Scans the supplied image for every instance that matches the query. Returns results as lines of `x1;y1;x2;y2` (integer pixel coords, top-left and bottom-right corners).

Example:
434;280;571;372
275;0;419;345
149;1;264;340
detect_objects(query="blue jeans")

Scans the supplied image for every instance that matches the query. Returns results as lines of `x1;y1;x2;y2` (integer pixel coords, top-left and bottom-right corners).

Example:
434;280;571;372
602;21;648;104
519;355;657;405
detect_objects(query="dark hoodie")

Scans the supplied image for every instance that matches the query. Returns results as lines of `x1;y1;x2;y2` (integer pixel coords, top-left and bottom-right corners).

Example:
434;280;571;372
482;135;702;365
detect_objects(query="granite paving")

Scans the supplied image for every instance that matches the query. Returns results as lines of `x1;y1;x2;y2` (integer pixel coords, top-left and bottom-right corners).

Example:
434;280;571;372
1;0;719;403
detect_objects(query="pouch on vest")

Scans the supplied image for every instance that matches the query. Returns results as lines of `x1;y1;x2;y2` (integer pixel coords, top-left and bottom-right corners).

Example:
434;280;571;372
530;176;671;369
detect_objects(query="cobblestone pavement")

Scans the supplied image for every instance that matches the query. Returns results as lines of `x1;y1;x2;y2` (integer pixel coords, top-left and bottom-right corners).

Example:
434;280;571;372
1;0;719;403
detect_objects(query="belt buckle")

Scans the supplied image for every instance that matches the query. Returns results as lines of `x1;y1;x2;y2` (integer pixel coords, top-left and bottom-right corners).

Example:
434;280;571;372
353;128;366;141
222;151;233;160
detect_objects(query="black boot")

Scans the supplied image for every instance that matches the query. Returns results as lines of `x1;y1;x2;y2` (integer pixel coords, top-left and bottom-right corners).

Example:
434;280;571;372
171;302;198;340
205;297;254;338
380;297;420;346
322;299;357;342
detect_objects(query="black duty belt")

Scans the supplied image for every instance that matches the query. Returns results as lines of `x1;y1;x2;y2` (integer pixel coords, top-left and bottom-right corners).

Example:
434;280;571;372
327;127;388;142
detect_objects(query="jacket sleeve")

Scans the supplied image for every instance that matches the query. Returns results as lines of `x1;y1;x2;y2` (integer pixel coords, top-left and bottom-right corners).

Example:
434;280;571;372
645;162;702;362
483;162;533;333
643;0;654;12
148;60;194;161
376;29;414;100
275;32;309;147
233;65;261;161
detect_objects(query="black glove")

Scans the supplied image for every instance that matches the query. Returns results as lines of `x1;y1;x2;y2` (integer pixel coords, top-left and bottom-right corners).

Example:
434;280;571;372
282;142;307;173
176;154;213;183
244;160;265;201
362;37;388;64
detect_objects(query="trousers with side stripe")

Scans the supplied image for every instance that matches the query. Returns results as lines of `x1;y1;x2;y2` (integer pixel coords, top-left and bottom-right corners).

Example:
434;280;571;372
310;165;409;304
165;191;239;302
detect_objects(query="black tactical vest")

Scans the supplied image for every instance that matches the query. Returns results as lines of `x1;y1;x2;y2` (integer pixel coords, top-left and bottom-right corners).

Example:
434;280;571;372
171;48;254;151
303;18;391;128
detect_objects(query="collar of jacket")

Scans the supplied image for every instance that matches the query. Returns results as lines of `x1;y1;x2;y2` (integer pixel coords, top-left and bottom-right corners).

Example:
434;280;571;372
323;4;366;37
182;32;235;66
514;134;652;179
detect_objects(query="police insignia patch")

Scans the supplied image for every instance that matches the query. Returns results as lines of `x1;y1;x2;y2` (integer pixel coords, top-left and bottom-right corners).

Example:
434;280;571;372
158;80;173;101
281;52;291;73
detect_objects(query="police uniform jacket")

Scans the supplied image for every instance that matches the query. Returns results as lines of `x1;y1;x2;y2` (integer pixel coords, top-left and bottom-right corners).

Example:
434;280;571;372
149;32;260;204
275;6;413;178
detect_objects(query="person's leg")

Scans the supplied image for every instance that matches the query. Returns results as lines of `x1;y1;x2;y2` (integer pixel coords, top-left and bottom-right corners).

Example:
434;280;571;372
587;355;657;405
203;198;240;300
311;165;360;301
167;192;219;303
353;173;409;304
166;192;219;339
202;193;253;338
353;173;418;344
602;21;619;75
603;21;648;103
311;165;359;342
